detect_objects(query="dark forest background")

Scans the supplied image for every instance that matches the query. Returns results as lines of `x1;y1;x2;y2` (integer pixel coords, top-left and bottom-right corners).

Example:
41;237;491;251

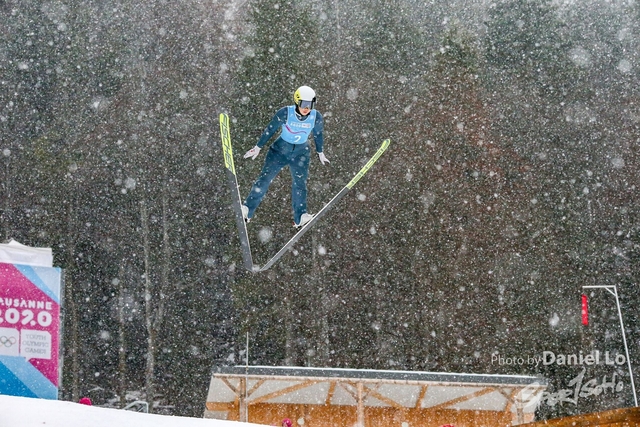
1;0;639;420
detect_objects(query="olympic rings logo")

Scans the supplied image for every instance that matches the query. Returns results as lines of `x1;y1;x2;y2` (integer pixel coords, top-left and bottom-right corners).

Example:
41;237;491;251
0;336;17;347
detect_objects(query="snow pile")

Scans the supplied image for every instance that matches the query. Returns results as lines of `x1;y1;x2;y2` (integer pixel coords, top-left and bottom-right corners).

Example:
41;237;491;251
0;395;265;427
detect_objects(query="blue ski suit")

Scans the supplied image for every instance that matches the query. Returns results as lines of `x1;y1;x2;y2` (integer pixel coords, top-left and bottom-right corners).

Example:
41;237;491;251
243;106;325;224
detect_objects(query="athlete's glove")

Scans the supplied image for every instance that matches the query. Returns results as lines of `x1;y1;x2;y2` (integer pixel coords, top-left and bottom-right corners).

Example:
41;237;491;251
243;146;261;160
318;152;330;165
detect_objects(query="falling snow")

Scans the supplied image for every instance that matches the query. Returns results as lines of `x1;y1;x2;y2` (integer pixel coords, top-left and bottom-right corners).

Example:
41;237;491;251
0;0;638;422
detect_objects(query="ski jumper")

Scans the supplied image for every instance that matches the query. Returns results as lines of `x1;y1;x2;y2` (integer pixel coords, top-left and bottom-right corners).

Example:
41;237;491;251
243;106;325;224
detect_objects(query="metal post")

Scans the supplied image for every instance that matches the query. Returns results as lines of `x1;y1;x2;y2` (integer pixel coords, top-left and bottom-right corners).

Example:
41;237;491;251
244;331;249;422
583;285;638;406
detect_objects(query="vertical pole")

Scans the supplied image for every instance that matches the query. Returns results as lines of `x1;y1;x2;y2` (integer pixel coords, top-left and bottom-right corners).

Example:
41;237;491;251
583;285;638;407
357;382;365;427
2;149;10;241
244;331;249;422
246;332;249;370
612;287;638;406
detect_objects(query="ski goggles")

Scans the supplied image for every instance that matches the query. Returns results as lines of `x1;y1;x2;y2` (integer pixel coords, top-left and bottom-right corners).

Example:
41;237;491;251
298;100;314;110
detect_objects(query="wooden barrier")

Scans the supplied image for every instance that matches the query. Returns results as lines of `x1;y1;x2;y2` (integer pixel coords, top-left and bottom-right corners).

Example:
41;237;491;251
209;401;516;427
521;407;640;426
205;366;547;426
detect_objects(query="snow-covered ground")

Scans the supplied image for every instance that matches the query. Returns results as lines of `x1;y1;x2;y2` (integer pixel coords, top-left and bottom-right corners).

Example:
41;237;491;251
0;394;265;427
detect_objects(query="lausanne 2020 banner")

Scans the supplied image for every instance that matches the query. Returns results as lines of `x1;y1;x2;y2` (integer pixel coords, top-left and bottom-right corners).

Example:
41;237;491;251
0;262;61;399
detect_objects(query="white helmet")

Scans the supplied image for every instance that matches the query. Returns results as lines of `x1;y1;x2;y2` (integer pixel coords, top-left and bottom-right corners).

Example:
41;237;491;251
293;86;316;110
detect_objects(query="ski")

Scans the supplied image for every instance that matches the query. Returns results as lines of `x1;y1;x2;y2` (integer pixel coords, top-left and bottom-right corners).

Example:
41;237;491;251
258;138;391;272
219;113;256;271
